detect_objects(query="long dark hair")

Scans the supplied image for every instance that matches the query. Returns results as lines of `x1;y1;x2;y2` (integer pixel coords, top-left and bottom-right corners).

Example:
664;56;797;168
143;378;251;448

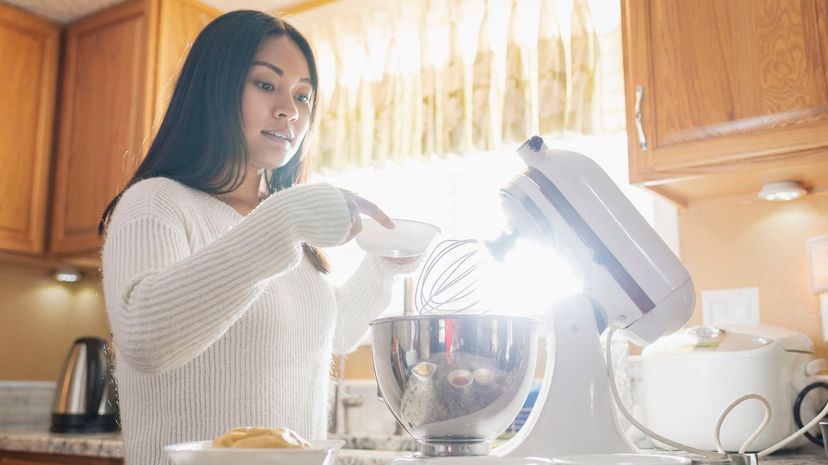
99;10;329;273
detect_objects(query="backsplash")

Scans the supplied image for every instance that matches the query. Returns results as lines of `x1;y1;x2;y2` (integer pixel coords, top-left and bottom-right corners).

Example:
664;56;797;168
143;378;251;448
679;193;828;359
0;381;55;427
0;263;109;381
332;380;399;435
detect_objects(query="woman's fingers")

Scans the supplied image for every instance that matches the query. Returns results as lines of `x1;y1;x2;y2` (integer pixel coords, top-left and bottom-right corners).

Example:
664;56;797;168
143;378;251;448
346;198;359;223
338;188;395;229
353;195;395;229
350;213;363;238
337;188;394;243
344;198;362;242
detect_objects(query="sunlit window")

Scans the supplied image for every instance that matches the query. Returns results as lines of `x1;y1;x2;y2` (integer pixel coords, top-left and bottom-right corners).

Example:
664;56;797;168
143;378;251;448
312;132;654;320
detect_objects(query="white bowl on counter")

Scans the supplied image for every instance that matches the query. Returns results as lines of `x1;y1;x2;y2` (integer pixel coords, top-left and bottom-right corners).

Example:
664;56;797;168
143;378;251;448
165;439;345;465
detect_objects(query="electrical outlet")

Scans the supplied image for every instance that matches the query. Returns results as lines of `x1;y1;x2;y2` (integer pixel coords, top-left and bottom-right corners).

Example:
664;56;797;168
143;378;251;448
701;287;760;326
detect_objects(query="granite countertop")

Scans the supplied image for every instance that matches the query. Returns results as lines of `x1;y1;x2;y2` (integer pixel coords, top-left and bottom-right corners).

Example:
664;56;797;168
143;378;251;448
0;427;123;458
0;427;411;464
0;427;825;464
662;447;827;465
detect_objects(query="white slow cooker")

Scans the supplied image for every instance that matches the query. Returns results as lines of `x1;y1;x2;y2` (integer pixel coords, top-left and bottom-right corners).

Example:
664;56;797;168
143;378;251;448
639;324;827;452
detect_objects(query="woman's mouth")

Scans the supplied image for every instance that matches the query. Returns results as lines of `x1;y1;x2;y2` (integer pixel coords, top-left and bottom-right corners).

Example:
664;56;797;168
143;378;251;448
262;130;292;144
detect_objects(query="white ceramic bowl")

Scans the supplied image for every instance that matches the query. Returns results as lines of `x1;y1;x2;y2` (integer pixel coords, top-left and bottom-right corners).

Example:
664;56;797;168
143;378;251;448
355;218;441;258
165;439;344;465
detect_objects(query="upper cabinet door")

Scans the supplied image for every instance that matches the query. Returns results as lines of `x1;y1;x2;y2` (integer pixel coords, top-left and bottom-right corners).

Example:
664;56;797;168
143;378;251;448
49;0;218;258
0;5;59;255
154;0;222;128
623;0;828;194
51;1;153;254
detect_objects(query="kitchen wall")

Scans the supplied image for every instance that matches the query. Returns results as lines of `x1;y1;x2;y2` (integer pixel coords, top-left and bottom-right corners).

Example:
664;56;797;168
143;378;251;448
0;263;109;380
0;260;378;382
680;192;828;359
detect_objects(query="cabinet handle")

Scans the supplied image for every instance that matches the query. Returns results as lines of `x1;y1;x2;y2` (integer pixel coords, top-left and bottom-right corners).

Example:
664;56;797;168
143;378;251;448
634;85;648;151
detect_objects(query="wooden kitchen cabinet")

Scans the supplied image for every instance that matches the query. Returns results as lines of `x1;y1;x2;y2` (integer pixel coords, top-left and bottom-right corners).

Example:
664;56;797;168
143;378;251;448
0;4;59;255
622;0;828;206
50;0;219;255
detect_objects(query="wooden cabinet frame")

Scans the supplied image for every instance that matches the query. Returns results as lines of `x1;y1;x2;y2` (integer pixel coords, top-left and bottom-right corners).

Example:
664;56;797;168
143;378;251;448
0;4;59;254
622;0;828;205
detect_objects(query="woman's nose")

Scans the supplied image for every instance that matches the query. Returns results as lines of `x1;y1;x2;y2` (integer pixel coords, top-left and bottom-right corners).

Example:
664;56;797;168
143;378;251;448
273;94;298;121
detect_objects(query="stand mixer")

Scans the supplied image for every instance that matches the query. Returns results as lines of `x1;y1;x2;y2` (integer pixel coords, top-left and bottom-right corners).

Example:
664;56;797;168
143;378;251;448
370;136;697;465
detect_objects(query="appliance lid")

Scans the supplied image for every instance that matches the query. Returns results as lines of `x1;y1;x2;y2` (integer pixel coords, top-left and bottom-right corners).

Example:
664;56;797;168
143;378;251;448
643;324;814;355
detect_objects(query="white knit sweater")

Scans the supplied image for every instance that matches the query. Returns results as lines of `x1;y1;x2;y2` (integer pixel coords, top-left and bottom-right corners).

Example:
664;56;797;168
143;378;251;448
102;177;406;465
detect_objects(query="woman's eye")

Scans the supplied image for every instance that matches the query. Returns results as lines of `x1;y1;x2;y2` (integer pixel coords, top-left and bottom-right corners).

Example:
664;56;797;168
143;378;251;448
256;81;274;91
296;94;310;103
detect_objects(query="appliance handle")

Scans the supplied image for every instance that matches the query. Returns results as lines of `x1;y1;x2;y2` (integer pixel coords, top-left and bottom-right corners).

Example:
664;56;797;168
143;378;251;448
793;381;828;447
83;338;106;417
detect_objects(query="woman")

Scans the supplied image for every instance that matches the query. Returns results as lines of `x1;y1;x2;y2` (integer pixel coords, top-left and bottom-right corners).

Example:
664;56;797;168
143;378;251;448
100;11;415;465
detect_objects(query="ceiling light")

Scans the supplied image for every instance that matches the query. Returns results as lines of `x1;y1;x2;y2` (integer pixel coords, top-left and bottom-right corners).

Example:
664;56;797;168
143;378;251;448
757;180;806;202
53;267;83;283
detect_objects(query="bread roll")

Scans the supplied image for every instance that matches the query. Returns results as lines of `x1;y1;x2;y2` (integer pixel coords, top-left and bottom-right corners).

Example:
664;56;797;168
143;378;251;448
211;427;311;449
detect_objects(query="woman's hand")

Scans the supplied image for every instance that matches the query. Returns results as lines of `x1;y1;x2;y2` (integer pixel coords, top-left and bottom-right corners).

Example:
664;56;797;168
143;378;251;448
339;189;395;243
338;190;423;267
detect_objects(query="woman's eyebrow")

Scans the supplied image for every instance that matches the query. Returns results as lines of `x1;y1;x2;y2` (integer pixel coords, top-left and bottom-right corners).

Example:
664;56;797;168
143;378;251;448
252;60;311;83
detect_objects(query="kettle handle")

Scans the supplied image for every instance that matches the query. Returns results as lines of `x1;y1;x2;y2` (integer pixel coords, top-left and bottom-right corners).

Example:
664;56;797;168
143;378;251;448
81;337;107;418
793;381;828;447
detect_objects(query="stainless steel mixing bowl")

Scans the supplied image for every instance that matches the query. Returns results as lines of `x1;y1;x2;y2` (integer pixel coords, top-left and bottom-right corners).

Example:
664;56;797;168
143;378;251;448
370;314;540;457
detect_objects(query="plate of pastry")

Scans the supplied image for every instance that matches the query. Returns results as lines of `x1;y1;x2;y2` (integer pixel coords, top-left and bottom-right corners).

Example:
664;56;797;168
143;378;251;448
165;427;345;465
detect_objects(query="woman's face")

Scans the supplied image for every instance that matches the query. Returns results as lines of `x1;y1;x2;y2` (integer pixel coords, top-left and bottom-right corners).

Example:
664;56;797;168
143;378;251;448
241;35;313;172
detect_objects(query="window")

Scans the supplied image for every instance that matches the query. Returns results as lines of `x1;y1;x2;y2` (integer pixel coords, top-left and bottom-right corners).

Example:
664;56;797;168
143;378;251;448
312;132;655;322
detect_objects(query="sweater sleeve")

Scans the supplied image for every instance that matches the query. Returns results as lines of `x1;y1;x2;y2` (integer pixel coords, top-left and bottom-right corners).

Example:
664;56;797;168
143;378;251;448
102;181;351;374
331;255;421;354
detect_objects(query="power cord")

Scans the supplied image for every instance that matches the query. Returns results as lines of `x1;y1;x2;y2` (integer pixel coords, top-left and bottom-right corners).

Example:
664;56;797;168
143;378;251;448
712;394;770;454
756;393;828;456
792;381;828;446
604;325;726;459
604;325;828;459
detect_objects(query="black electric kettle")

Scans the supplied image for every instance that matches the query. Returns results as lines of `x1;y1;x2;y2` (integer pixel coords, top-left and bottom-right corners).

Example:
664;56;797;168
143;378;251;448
50;337;119;433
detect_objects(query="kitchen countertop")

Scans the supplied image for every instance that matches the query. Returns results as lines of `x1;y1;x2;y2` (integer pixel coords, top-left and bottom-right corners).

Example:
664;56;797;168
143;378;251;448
0;428;825;464
0;428;412;464
0;427;123;458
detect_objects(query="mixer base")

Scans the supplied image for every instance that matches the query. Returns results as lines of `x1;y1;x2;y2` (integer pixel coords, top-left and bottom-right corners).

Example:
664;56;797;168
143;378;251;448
389;456;552;465
388;453;691;465
550;453;691;465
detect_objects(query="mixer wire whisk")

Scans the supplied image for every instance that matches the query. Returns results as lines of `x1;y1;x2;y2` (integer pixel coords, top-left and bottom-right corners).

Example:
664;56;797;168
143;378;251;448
414;239;486;314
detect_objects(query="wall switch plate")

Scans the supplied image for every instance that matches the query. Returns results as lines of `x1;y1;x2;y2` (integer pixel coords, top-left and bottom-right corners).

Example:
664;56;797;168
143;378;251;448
819;292;828;342
821;295;828;343
701;287;760;327
806;235;828;341
808;235;828;292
